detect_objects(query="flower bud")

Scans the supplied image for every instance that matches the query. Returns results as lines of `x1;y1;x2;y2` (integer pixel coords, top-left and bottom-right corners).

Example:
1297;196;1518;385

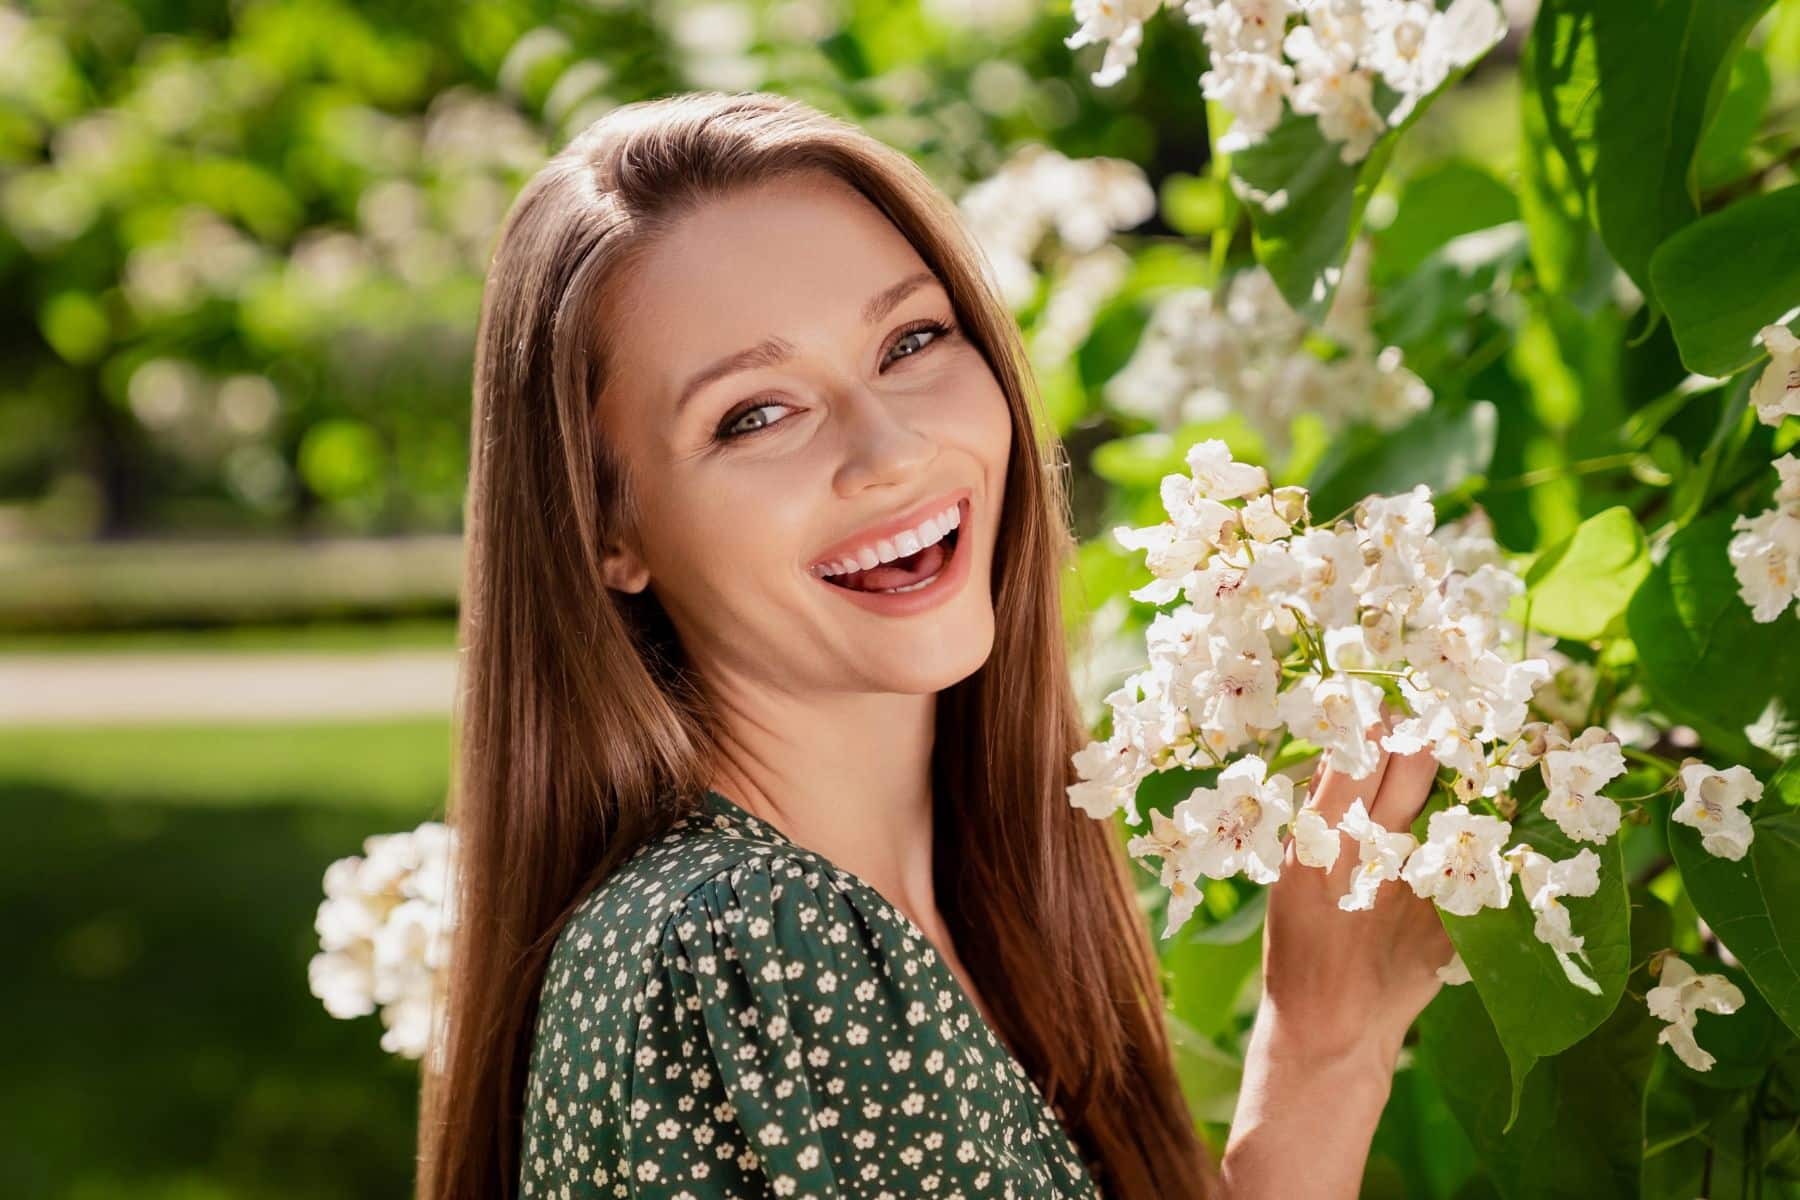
1271;485;1310;526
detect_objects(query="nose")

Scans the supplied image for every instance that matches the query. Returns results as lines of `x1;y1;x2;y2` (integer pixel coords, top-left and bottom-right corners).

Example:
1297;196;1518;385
831;383;938;494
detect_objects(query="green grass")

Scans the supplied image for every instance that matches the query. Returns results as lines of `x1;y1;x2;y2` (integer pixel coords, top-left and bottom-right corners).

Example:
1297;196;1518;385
0;617;458;656
0;719;454;816
2;719;452;1199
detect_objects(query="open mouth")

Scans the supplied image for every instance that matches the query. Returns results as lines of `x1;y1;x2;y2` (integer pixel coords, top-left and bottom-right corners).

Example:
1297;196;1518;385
819;520;962;594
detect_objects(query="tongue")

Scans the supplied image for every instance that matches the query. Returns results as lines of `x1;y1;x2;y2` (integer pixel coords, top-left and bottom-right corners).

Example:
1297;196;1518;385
837;539;947;592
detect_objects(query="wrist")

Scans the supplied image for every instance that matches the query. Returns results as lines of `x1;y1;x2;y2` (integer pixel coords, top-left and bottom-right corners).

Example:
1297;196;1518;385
1219;1003;1401;1200
1248;995;1406;1084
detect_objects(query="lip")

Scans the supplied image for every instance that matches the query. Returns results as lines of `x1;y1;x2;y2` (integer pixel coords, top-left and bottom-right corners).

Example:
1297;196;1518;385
814;496;974;616
807;485;973;572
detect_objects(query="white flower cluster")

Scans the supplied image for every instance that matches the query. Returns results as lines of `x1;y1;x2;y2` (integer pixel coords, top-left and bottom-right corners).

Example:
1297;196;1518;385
1070;440;1764;1062
1066;0;1507;164
1104;249;1431;459
957;143;1155;312
1728;324;1800;623
308;821;458;1061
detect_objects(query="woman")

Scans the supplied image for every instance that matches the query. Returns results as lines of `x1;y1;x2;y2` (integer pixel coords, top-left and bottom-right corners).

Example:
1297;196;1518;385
417;90;1452;1200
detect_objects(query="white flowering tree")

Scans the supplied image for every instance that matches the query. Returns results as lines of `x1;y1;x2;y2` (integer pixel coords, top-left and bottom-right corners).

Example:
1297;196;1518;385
1052;0;1800;1192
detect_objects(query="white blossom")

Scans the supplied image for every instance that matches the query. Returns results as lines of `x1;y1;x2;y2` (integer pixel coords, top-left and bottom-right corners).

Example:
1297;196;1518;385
1750;323;1800;427
1068;732;1154;822
1505;844;1603;993
1104;256;1430;459
1126;806;1212;937
1672;762;1761;861
309;821;458;1061
1400;805;1513;916
1437;950;1472;985
1290;803;1341;869
1727;473;1800;624
1539;725;1626;844
1184;437;1272;501
1646;956;1746;1072
1177;754;1295;884
1169;0;1503;162
1066;0;1170;86
1277;671;1388;780
958;144;1153;311
1203;50;1298;147
1336;799;1418;910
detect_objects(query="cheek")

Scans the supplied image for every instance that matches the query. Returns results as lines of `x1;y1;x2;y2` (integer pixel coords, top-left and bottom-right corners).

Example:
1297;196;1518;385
659;484;812;587
971;376;1013;482
934;363;1013;468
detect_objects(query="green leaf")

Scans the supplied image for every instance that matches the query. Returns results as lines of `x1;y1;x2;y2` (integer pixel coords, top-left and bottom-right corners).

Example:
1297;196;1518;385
1649;185;1800;378
1517;16;1610;306
1694;45;1773;188
1306;401;1497;522
1371;161;1520;287
1668;785;1800;1040
1440;815;1631;1127
1627;510;1800;764
1090;432;1186;489
1419;889;1665;1198
1165;1012;1242;1125
1229;63;1468;319
1163;924;1261;1040
1518;506;1651;640
1159;172;1228;237
1525;0;1777;308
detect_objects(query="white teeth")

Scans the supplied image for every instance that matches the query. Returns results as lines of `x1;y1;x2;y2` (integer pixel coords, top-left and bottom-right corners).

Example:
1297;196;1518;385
814;499;966;578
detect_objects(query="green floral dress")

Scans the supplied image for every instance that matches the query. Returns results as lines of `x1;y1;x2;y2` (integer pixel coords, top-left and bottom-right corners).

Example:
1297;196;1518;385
517;788;1105;1199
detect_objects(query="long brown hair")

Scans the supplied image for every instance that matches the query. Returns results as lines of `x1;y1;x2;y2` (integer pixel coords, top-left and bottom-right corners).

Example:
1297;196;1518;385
416;89;1214;1200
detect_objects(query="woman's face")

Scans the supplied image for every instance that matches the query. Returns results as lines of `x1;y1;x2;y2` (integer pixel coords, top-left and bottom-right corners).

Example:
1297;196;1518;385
594;171;1012;697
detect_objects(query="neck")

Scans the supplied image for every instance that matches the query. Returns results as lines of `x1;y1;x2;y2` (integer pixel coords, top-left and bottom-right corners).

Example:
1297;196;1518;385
703;679;940;929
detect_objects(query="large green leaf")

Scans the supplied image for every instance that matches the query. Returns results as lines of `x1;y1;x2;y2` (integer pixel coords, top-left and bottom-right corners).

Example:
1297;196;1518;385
1668;775;1800;1039
1519;505;1650;640
1524;0;1776;308
1306;401;1497;522
1649;186;1800;378
1230;53;1486;319
1627;511;1800;764
1440;815;1631;1125
1517;4;1606;304
1419;891;1666;1198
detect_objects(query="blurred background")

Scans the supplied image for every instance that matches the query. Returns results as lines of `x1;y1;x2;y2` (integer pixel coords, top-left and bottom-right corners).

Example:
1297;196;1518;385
4;0;1794;1195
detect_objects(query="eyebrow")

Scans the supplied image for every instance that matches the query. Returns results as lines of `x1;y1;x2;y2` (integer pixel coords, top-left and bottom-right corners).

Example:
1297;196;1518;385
673;269;939;417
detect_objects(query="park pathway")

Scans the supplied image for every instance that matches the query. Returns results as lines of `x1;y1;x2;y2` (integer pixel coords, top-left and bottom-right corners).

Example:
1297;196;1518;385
0;650;459;725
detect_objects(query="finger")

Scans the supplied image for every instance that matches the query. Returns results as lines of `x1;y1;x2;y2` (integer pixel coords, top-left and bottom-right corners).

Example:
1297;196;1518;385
1308;720;1392;825
1370;744;1438;831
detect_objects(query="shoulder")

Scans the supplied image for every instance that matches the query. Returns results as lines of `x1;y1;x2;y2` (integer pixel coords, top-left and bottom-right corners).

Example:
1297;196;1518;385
534;806;963;1059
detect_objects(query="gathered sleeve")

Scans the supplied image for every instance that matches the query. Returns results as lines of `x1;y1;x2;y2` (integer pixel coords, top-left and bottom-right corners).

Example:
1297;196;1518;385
617;851;1068;1200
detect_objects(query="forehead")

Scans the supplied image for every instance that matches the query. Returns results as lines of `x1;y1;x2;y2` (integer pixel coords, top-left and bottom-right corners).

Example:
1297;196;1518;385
606;173;938;412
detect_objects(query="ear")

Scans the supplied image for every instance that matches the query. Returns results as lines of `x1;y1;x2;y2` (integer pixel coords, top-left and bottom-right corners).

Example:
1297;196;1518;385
600;539;651;594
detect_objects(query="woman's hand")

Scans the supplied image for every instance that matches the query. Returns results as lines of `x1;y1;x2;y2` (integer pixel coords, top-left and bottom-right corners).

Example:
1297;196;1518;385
1261;712;1452;1068
1217;714;1455;1200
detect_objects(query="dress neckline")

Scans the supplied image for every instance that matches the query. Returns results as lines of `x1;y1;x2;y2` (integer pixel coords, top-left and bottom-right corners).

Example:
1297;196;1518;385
697;788;1015;1058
